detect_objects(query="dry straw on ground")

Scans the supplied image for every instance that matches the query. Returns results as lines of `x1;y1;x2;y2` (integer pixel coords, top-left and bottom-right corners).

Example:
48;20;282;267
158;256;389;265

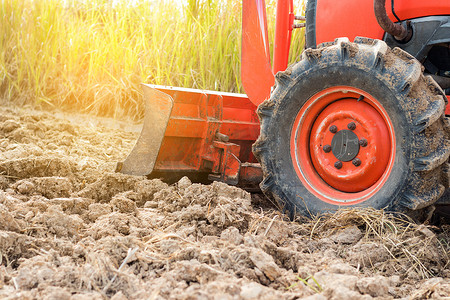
306;208;449;279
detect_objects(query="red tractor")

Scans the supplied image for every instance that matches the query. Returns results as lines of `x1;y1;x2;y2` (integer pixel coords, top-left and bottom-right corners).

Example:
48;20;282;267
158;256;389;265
117;0;450;218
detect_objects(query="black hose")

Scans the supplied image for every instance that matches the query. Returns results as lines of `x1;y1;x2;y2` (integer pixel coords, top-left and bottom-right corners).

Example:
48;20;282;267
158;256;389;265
391;0;401;23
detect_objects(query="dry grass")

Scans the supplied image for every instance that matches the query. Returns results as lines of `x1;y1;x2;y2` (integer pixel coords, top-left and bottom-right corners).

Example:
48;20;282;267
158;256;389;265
1;0;305;120
305;208;449;279
240;201;449;280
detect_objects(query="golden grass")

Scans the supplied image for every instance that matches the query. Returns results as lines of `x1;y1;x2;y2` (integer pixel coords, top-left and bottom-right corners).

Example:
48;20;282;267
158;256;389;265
1;0;305;119
305;208;449;279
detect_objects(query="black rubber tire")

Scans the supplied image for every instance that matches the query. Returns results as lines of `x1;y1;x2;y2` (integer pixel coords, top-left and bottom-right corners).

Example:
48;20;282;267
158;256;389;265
253;37;450;218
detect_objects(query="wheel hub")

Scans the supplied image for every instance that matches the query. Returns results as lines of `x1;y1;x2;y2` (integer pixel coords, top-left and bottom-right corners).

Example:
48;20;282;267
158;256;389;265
309;98;391;193
291;86;395;204
330;129;360;162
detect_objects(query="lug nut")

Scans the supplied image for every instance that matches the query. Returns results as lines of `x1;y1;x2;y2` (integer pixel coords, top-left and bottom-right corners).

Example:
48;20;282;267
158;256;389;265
334;161;343;169
323;145;332;153
359;138;368;147
329;125;338;133
347;122;356;130
352;158;361;167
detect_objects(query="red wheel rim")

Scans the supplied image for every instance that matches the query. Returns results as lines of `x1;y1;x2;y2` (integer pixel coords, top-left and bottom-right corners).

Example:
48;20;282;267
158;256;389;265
290;86;395;205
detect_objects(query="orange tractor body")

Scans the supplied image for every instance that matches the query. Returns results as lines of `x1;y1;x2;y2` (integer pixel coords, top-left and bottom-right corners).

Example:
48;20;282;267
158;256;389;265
118;0;450;217
313;0;450;45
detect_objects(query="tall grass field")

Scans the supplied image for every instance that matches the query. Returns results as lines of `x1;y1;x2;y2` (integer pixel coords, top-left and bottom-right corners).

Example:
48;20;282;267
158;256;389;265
1;0;305;119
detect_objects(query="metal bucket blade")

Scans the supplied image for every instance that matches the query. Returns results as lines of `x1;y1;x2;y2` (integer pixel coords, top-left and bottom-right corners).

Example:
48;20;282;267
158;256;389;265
117;84;174;175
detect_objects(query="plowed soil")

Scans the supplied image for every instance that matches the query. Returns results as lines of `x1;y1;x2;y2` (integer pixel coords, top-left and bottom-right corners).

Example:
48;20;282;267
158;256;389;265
0;105;449;299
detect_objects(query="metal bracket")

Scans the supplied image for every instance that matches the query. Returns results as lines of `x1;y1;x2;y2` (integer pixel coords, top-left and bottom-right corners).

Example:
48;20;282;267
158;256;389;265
208;141;241;185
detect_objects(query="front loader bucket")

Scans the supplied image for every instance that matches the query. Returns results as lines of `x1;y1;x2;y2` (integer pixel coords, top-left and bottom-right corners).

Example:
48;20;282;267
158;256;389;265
117;84;174;176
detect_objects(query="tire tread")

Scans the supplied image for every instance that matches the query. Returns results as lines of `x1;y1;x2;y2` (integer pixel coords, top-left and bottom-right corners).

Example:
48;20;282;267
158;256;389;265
254;37;449;217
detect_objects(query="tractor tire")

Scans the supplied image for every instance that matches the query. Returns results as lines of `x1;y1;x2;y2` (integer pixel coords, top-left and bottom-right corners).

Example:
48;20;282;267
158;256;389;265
253;37;450;218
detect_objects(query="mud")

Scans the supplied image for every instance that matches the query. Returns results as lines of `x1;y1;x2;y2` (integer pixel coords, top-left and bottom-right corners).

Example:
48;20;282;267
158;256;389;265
0;105;449;299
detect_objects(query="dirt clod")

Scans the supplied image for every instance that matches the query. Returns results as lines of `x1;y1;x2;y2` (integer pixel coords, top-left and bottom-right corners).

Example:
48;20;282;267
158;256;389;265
329;225;363;244
356;275;390;297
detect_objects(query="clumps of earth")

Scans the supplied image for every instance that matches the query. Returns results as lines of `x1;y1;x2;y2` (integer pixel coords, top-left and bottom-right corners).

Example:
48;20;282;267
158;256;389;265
0;105;449;299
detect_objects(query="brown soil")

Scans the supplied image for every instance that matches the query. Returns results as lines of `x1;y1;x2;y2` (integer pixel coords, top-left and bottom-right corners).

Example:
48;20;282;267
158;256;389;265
0;105;449;299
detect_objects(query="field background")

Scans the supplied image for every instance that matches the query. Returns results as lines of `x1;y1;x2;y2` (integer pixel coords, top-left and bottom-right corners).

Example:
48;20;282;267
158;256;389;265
1;0;305;120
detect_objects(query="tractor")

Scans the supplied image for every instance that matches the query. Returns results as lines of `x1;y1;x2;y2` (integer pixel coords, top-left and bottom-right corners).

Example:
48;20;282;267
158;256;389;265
117;0;450;218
